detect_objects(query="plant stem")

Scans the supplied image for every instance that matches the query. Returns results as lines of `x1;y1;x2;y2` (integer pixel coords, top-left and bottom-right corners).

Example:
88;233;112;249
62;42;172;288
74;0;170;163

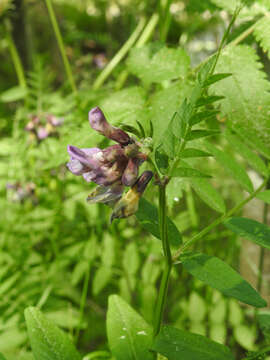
5;19;27;88
159;0;173;42
194;13;263;74
173;177;269;261
136;13;159;47
153;185;172;337
75;264;90;343
257;202;269;292
115;13;159;91
45;0;77;95
93;17;146;90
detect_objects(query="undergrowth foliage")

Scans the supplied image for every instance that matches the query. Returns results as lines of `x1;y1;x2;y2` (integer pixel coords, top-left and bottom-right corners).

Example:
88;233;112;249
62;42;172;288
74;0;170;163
1;0;270;359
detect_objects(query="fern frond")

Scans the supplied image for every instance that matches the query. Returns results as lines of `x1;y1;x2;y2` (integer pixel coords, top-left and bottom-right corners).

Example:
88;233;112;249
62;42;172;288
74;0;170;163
211;44;270;159
254;16;270;58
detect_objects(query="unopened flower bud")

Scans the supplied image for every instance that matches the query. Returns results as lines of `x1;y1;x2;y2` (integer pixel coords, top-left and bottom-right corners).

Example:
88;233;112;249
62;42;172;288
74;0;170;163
110;170;153;222
89;107;130;145
122;158;140;186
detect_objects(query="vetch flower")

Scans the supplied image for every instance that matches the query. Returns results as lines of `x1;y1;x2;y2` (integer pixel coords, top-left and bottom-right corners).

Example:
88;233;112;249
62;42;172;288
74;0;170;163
110;171;153;222
25;113;63;141
67;106;151;219
67;144;128;186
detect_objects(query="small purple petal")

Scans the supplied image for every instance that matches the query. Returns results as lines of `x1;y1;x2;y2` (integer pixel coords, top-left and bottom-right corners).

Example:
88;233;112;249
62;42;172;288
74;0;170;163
67;158;87;175
67;145;101;169
37;127;49;139
122;158;140;186
47;115;64;127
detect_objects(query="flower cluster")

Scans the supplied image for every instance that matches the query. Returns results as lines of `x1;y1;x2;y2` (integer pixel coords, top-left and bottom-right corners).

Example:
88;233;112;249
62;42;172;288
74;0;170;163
6;182;37;204
25;114;63;141
67;107;153;220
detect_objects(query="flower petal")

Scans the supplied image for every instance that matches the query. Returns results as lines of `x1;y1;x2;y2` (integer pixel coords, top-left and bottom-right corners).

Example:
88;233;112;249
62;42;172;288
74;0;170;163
87;183;124;204
122;158;140;186
66;158;87;175
67;145;101;168
37;127;49;139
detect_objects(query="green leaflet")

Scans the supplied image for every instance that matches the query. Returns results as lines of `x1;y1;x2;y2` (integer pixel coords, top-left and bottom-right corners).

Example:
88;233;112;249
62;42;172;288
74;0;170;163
190;177;226;213
181;148;212;158
256;190;270;204
225;129;269;177
107;295;153;360
0;86;28;102
152;325;235;360
136;198;182;246
171;167;211;178
205;142;253;193
190;110;219;126
24;307;81;360
127;43;190;83
203;73;232;87
186;130;220;141
181;252;266;308
196;95;224;107
92;266;112;295
224;216;270;250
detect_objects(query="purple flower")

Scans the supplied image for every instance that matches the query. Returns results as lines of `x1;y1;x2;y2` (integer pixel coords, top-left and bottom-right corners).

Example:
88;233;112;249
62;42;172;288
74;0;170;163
37;126;49;140
67;144;128;186
67;106;151;218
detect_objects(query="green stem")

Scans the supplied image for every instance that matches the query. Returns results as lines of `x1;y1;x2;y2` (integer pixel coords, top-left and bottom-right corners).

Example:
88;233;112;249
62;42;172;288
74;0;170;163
45;0;77;94
93;17;146;90
115;13;159;90
153;185;172;337
136;13;159;47
173;177;269;261
194;13;263;74
75;264;90;343
257;202;268;292
159;0;173;42
5;20;27;88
